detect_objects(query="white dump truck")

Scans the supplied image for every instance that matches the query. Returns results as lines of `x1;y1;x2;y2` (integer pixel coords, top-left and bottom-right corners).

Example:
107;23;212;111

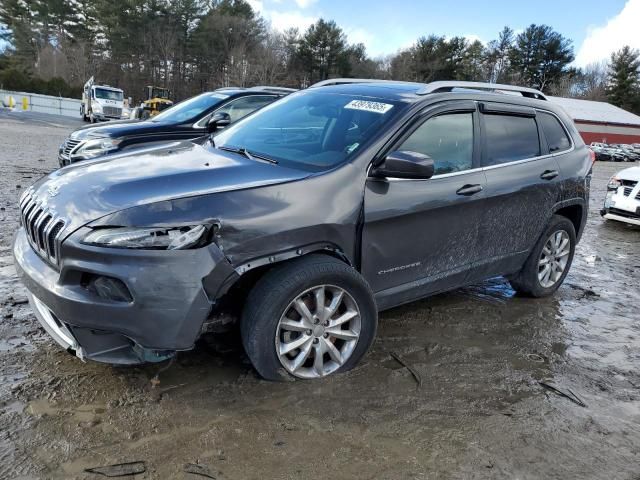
81;77;125;123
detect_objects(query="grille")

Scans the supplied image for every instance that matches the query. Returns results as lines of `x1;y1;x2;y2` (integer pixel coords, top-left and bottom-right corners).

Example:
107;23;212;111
19;192;66;267
103;106;122;117
61;138;81;157
621;180;637;197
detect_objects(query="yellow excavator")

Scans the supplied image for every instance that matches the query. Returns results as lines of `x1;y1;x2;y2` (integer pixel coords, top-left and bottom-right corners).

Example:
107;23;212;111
133;86;173;119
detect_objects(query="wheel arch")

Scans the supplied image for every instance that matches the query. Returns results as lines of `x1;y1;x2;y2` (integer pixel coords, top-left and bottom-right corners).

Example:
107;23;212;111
552;199;587;240
210;244;355;321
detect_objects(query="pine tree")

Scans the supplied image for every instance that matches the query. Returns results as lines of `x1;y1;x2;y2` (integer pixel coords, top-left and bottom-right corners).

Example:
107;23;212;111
509;24;574;92
297;19;348;83
607;46;640;114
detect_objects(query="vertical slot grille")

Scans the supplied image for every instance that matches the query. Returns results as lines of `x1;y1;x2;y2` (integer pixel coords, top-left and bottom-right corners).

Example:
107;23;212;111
19;192;66;267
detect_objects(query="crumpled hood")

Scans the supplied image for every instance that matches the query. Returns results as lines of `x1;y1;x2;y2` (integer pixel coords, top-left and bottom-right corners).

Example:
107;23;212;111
24;141;310;234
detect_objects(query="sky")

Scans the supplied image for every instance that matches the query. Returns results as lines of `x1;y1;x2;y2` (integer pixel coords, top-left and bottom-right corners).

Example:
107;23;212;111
249;0;639;67
1;0;638;67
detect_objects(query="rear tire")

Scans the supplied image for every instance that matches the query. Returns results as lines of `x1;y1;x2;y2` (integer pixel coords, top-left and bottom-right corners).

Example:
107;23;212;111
240;255;377;381
510;215;576;297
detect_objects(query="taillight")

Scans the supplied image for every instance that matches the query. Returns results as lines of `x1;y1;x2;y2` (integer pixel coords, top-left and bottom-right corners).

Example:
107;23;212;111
588;148;596;164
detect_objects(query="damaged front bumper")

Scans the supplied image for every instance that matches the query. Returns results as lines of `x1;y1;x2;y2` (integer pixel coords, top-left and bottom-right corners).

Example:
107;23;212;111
13;227;237;365
601;188;640;226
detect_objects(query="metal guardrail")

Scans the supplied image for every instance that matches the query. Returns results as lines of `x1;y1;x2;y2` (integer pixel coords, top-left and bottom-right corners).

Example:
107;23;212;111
0;89;81;118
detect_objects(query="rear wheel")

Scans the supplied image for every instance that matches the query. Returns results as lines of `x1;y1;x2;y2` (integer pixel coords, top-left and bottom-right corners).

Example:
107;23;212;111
240;255;377;381
510;215;576;297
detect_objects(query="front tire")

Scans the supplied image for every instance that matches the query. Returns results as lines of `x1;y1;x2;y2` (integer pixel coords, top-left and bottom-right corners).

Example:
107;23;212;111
510;215;576;297
240;255;377;381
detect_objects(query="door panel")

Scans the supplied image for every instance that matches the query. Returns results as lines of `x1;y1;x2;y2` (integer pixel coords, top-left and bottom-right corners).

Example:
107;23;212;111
362;171;488;296
362;104;492;307
479;157;561;261
476;106;562;271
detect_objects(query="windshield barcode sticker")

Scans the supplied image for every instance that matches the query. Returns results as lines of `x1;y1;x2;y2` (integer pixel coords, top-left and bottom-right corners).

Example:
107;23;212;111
344;100;394;114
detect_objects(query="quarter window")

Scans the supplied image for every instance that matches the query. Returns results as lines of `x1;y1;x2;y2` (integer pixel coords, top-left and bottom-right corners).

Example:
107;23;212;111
538;112;571;153
399;113;474;175
483;114;540;166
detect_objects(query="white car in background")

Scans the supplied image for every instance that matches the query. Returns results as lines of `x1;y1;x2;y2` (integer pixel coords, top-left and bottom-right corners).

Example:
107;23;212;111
601;166;640;226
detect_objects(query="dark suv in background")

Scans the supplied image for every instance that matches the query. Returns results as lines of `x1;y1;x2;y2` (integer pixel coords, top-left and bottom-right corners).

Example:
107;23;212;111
57;86;295;166
15;80;591;380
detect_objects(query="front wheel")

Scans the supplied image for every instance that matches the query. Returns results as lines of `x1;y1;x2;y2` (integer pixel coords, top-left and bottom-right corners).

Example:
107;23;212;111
510;215;576;297
240;255;377;381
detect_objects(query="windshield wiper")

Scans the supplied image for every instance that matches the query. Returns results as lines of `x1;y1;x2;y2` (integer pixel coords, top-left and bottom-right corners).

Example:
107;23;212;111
217;145;278;164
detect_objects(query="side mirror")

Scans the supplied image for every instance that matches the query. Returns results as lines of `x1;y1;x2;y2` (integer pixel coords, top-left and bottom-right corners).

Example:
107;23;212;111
207;112;231;134
373;150;435;180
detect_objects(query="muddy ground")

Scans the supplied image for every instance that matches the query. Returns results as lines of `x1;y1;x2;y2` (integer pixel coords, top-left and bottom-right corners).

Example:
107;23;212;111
0;109;639;480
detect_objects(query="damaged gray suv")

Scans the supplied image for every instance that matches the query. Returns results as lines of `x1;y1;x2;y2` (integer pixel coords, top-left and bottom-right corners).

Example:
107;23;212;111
14;80;592;380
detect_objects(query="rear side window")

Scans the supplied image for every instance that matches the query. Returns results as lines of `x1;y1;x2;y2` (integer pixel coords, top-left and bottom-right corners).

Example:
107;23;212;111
538;112;571;153
399;113;474;175
483;114;540;166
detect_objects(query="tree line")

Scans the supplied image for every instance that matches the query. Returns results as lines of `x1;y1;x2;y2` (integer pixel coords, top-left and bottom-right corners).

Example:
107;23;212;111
0;0;639;114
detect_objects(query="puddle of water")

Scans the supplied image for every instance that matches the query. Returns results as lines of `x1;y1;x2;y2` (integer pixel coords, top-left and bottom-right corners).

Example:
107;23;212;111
26;399;58;417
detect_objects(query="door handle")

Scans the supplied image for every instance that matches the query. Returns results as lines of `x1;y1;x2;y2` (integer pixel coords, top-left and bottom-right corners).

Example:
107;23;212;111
540;169;559;180
456;184;483;196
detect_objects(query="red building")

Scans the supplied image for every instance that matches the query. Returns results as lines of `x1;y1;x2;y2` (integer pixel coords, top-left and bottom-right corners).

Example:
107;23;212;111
549;96;640;145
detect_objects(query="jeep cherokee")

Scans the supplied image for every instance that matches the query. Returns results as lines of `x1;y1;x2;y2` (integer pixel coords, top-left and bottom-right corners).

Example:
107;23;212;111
14;80;592;380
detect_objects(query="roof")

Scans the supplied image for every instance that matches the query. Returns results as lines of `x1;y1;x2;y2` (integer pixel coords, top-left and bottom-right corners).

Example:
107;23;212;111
308;82;424;102
93;85;123;92
548;96;640;127
213;86;296;96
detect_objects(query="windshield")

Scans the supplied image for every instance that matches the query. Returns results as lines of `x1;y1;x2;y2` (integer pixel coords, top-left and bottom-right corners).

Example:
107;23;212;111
94;88;123;101
214;91;403;170
152;92;229;123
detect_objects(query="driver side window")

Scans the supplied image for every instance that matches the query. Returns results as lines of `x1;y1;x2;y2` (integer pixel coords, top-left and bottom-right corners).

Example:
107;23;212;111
399;113;474;175
215;95;276;123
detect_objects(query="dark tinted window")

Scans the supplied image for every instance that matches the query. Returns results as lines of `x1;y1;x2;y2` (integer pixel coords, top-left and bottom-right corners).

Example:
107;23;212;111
483;114;540;166
538;112;571;152
400;113;473;175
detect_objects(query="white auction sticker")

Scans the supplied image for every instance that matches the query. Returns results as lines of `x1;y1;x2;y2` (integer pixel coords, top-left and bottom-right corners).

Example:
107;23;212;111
344;100;394;114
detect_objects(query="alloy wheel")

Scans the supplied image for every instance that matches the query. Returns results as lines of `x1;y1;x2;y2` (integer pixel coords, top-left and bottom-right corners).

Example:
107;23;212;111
275;285;361;379
538;230;571;288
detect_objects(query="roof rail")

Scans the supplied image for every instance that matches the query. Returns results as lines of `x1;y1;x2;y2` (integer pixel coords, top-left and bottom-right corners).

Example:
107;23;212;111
309;78;423;88
418;81;547;100
309;78;547;100
248;86;298;94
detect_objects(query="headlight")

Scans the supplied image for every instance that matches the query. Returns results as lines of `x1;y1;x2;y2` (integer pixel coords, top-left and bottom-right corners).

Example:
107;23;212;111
82;225;209;250
607;176;621;191
92;103;103;113
71;137;122;160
